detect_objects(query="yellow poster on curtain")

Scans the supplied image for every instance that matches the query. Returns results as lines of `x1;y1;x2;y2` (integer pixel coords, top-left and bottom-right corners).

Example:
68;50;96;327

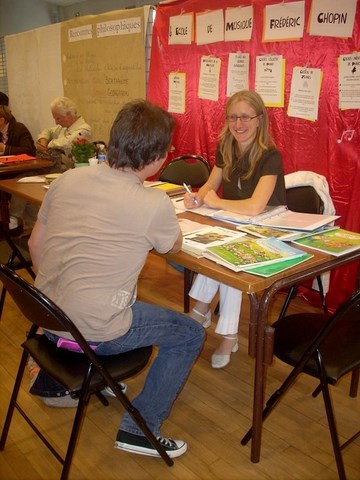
61;8;149;141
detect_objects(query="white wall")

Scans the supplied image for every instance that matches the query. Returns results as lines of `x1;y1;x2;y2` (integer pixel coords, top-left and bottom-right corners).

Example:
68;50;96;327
0;0;55;36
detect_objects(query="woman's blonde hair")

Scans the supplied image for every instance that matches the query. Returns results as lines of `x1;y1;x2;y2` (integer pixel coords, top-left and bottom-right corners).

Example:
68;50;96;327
219;90;273;181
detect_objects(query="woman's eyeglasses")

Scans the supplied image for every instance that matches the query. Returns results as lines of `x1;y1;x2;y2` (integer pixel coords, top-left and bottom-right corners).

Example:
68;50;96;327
226;114;259;123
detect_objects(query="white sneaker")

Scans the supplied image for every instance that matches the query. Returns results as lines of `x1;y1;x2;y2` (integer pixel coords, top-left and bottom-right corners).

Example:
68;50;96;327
9;216;19;229
115;430;187;458
102;382;127;397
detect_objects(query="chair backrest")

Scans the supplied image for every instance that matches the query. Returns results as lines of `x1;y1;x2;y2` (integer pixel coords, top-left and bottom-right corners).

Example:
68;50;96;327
158;155;211;188
286;185;324;214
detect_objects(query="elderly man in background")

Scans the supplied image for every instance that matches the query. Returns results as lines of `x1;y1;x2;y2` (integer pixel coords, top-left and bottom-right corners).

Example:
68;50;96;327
36;96;92;171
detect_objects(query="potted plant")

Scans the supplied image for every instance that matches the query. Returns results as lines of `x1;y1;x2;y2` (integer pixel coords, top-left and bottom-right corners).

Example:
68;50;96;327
71;135;96;167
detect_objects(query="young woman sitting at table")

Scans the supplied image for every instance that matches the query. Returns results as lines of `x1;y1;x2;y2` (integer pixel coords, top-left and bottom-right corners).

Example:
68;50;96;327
183;90;286;369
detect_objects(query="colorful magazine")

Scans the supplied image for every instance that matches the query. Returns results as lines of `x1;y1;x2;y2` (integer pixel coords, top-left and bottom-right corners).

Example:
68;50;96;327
293;228;360;256
203;237;305;272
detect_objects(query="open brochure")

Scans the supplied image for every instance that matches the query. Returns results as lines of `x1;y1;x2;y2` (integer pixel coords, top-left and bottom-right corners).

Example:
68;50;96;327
203;236;306;272
293;228;360;256
236;224;339;242
181;223;246;258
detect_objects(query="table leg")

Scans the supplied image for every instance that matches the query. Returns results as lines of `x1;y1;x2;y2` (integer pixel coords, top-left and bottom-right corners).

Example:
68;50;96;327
249;290;274;462
0;189;10;231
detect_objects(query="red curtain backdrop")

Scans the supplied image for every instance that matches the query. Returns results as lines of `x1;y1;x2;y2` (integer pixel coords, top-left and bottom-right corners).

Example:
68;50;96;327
148;0;360;310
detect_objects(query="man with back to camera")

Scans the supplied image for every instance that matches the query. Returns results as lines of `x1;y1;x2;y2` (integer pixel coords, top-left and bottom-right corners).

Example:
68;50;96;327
28;99;205;458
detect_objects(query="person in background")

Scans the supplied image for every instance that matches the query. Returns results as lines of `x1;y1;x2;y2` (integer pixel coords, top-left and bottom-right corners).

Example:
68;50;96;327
36;95;92;171
9;96;92;234
184;90;286;369
0;91;9;106
0;104;36;157
28;99;205;459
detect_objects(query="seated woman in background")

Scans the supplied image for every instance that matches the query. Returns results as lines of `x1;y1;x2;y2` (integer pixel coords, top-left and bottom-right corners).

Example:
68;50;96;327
183;90;286;369
0;104;36;157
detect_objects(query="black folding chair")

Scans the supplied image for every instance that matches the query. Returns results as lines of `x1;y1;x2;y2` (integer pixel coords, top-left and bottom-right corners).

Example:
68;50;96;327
241;287;360;480
159;154;211;313
158;154;211;189
0;265;173;480
277;185;328;320
0;227;35;320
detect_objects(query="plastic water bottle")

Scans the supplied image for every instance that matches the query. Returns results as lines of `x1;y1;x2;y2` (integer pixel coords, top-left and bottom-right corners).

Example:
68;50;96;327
97;144;107;163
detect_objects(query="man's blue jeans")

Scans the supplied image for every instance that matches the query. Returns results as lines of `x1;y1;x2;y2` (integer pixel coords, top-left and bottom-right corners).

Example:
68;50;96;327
46;301;205;437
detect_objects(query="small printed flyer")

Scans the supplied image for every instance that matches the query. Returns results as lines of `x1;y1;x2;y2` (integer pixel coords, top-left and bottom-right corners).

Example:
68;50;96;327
168;72;186;114
287;66;322;121
198;56;221;101
226;53;250;97
255;55;285;107
338;53;360;110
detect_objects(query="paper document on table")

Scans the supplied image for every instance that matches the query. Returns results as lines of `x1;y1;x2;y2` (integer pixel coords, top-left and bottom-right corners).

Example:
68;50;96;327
258;210;340;232
17;176;46;183
178;218;207;234
173;199;221;217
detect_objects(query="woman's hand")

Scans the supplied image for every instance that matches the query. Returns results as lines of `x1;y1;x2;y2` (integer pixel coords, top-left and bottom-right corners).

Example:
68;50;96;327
183;191;201;209
203;189;222;208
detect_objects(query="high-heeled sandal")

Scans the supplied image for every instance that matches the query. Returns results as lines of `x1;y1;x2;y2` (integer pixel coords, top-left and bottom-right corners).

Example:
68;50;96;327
191;308;211;329
211;335;238;369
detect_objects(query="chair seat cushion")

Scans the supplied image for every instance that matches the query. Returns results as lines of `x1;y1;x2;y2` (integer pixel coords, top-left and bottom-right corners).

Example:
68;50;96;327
273;312;360;384
24;334;152;395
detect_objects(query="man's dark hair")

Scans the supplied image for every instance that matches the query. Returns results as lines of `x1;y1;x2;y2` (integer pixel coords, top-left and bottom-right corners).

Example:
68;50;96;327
0;92;9;106
108;99;176;170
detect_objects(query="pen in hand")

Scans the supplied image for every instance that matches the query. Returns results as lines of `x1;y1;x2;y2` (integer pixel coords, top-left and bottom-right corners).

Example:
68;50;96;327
183;182;198;205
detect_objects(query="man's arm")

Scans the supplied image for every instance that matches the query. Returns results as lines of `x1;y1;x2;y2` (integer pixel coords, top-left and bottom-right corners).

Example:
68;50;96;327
167;230;183;253
28;219;47;274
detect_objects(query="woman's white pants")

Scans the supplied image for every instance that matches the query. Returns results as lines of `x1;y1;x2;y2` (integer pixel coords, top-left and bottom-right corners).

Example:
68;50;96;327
189;274;242;335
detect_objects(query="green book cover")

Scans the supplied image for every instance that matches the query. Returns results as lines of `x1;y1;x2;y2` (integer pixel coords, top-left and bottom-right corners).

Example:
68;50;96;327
243;253;313;278
293;228;360;256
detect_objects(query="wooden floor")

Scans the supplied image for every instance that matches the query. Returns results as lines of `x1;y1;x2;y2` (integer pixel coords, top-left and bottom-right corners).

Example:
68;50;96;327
0;254;359;480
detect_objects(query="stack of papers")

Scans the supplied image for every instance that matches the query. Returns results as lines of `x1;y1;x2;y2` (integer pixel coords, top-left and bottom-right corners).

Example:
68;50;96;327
174;200;340;232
